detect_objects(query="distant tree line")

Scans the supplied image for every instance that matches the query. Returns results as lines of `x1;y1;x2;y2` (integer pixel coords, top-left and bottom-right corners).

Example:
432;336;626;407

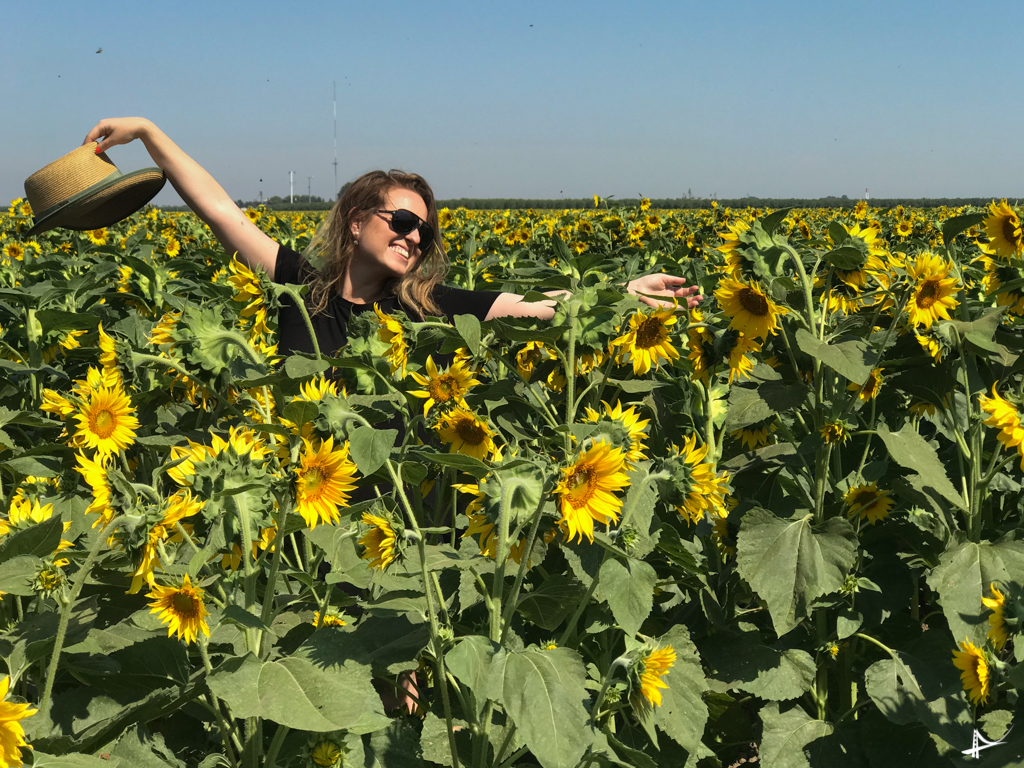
158;193;1012;213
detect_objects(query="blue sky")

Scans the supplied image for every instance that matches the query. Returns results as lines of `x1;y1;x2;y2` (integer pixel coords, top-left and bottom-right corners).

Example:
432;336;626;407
4;0;1021;205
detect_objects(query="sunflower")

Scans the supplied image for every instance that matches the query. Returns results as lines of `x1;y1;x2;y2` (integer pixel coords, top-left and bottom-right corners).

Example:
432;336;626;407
730;418;777;450
40;389;76;419
310;739;344;767
609;307;680;376
359;512;398;570
820;421;851;445
0;675;37;768
75;453;115;527
128;490;205;593
952;639;990;705
296;437;359;529
915;332;945;362
583;400;650;467
983;582;1009;652
73;382;140;457
905;253;960;329
85;228;108;245
983;200;1024;260
848;368;884;402
228;255;269;337
293;375;340;402
2;242;25;261
463;511;527;564
373;305;409;378
634;646;676;709
843;483;893;525
895;219;914;239
554;441;630;544
436;408;497;460
97;323;118;373
312;608;347;628
979;386;1024;467
724;333;762;384
665;435;730;523
409;355;479;415
686;308;716;383
715;278;788;340
147;573;211;644
516;341;549;381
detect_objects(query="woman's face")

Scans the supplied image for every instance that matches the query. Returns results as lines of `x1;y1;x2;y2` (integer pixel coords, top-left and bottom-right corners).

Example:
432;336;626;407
351;187;429;279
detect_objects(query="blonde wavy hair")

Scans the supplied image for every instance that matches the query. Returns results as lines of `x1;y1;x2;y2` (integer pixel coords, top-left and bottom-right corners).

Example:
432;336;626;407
302;170;448;318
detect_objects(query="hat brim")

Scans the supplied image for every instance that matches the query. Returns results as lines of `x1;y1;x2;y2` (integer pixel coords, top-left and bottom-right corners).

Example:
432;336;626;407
27;168;166;237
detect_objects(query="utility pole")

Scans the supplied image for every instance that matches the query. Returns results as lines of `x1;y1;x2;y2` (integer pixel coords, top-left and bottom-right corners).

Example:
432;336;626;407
333;81;339;198
308;176;312;201
290;171;294;204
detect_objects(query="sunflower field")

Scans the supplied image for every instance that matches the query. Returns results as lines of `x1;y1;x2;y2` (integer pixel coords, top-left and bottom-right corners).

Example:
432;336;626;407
1;194;1024;768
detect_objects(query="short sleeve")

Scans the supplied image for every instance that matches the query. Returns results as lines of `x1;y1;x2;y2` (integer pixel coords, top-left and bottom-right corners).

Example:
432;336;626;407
274;244;307;285
431;284;501;322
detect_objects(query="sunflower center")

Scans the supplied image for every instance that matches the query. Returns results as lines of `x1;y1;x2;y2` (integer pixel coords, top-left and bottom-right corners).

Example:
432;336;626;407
92;408;116;438
172;590;200;618
1003;217;1020;246
738;288;770;316
635;318;665;348
849;490;878;507
565;466;596;508
303;467;327;497
429;375;456;401
917;278;940;308
455;418;487;445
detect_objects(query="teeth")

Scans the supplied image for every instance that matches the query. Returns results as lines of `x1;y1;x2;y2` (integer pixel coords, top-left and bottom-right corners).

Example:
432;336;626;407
391;245;409;258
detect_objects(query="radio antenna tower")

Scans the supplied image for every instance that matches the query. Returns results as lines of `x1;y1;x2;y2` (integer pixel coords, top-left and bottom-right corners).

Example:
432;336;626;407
333;81;339;198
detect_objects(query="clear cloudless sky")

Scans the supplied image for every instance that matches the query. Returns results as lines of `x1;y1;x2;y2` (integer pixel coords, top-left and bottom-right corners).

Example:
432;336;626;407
3;0;1022;205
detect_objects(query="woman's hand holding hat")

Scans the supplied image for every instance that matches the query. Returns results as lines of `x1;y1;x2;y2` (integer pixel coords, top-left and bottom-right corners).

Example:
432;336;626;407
84;117;153;154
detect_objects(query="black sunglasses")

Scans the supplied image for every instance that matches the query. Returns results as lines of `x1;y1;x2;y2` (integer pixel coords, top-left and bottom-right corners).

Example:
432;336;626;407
376;209;435;253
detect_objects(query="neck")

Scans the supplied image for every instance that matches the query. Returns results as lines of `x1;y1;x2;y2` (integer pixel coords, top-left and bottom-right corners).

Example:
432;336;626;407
341;257;390;304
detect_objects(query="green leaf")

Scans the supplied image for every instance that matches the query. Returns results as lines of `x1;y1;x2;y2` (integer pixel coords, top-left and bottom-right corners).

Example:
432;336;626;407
282;400;319;427
284;354;330;379
349;425;397;477
516;575;588;631
454;314;482;355
0;516;63;564
363;719;424;768
758;702;834;768
405;447;490;478
877;423;966;510
760;207;794;236
822;246;867;271
651;624;709;755
941;212;985;245
794;328;876;385
0;555;42;595
724;386;774;431
700;627;815;700
926;537;1024;646
30;754;125;768
863;630;971;747
208;631;381;732
595;558;657;638
488;647;594;768
420;711;471;767
735;509;857;636
219;605;273;635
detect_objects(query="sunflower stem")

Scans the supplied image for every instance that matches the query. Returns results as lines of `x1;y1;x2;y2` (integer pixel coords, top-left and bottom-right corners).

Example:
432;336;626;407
259;497;291;658
41;514;123;714
491;479;529;642
232;494;259;654
275;284;322;360
500;490;549;646
384;458;460;768
565;298;580;431
264;724;290;768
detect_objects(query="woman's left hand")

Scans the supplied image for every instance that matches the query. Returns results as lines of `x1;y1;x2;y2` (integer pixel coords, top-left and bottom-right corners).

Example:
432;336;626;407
627;274;703;310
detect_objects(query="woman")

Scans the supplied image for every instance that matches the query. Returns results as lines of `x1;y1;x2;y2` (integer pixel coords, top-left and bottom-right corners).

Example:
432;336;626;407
83;118;703;713
83;118;702;354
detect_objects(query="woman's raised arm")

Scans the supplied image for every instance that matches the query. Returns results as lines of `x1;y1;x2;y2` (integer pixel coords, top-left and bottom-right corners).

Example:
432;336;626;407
83;118;279;278
484;273;703;321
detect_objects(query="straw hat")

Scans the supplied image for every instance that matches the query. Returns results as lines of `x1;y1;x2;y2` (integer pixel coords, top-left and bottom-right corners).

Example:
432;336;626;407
24;142;166;236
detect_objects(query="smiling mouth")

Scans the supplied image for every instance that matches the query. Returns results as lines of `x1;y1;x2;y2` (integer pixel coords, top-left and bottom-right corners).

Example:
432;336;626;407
390;244;411;259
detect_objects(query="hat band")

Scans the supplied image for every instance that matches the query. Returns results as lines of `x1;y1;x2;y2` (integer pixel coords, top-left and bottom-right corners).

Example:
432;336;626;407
32;169;124;226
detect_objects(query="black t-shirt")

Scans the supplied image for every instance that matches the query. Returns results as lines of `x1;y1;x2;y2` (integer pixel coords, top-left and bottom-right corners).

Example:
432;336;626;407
274;244;500;357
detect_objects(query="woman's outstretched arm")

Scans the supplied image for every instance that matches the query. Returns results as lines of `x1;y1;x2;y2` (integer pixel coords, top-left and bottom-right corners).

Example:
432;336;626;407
83;118;279;278
484;273;703;320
